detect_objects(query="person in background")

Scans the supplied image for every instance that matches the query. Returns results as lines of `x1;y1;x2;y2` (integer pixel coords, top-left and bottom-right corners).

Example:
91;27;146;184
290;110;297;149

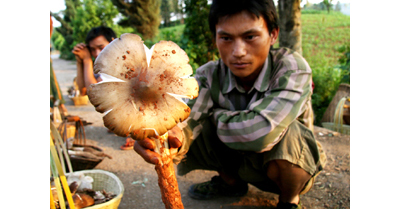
134;0;327;208
72;26;116;96
72;26;135;150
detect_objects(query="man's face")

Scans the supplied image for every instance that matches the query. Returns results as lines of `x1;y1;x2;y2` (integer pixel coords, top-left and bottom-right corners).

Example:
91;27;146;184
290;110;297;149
215;10;278;84
88;35;110;59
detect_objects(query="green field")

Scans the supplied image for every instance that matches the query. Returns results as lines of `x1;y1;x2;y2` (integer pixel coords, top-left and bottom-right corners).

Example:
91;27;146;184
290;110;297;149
300;11;350;124
301;11;350;70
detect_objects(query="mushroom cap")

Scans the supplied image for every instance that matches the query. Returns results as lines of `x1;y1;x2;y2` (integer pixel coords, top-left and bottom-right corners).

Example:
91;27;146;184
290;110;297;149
87;34;199;140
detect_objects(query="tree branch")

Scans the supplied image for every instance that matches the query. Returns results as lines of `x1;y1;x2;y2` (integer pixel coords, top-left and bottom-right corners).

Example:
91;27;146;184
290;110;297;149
50;11;72;32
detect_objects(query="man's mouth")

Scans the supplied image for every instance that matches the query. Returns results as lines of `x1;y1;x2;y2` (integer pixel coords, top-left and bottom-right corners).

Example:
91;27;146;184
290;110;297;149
231;62;250;69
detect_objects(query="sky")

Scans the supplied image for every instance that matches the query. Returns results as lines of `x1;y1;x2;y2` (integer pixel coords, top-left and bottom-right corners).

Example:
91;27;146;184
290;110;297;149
50;0;350;27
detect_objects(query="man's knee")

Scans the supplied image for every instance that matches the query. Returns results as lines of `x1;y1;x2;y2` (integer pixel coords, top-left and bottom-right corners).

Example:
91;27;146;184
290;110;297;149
266;159;311;189
266;160;280;183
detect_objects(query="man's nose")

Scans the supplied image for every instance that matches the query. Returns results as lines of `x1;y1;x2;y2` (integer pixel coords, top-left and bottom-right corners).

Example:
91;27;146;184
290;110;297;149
93;49;101;58
232;40;246;58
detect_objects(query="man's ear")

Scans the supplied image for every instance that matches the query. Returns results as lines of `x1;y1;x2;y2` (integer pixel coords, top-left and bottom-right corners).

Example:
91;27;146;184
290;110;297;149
270;28;279;46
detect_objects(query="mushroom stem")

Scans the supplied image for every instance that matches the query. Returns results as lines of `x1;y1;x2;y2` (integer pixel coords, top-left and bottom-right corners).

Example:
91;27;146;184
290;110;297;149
153;132;170;159
154;137;162;162
152;133;184;209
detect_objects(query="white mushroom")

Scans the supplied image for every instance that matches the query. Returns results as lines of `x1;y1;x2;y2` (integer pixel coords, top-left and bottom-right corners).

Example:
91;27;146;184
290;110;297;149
87;33;198;141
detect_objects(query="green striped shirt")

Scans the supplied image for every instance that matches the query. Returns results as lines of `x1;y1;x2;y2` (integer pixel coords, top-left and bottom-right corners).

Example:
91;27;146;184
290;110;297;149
175;47;314;162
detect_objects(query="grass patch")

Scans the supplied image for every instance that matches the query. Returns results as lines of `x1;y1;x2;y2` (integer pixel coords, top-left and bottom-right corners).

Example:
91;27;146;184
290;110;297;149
301;12;350;70
144;24;185;47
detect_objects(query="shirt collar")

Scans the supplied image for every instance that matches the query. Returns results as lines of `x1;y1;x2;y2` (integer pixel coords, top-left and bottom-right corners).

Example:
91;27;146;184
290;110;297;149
221;54;272;94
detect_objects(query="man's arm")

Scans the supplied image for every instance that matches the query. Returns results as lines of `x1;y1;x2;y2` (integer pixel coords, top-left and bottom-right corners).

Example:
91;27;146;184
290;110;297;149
72;43;98;95
213;68;312;152
75;56;86;95
81;58;98;88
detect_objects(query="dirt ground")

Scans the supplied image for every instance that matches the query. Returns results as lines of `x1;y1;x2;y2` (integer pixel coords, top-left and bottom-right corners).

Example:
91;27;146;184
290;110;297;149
52;56;350;209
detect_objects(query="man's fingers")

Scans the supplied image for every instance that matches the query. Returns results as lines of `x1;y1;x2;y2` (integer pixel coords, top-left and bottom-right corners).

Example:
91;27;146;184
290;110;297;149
73;43;86;50
72;46;82;53
140;138;156;150
168;136;182;149
134;141;159;164
133;136;181;164
77;43;86;48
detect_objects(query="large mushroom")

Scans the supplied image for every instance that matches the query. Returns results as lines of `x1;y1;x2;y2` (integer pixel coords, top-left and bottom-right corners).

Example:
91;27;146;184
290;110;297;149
87;33;199;209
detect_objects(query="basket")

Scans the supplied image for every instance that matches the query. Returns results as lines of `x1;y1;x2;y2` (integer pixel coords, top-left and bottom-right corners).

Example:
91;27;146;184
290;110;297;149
58;122;76;139
65;170;124;209
51;121;123;209
67;145;105;172
71;95;89;106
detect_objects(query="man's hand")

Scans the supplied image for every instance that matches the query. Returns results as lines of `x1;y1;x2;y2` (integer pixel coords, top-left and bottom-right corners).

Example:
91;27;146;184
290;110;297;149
167;126;183;156
72;43;91;62
134;126;183;165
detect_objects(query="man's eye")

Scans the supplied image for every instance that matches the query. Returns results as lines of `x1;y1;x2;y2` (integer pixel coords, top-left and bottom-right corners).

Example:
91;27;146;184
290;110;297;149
246;35;255;40
220;37;231;41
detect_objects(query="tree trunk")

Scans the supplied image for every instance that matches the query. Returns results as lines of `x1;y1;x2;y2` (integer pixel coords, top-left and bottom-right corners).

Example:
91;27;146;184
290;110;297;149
278;0;302;55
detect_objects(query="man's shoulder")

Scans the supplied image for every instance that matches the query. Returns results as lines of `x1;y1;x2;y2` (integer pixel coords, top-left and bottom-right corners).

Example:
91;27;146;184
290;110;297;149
270;47;311;72
196;60;219;76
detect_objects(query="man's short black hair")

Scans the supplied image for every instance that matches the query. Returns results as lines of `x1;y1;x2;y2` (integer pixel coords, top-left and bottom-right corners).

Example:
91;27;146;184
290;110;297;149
208;0;279;36
85;26;117;45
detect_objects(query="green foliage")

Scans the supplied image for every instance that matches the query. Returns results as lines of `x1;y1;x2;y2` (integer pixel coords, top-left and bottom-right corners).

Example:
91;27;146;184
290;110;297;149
301;9;327;15
311;66;343;125
181;0;218;72
52;0;129;60
71;0;119;47
51;0;80;60
112;0;161;40
51;30;65;51
301;12;350;124
311;2;326;10
171;0;184;22
301;12;350;71
143;24;205;71
323;0;333;13
144;24;185;47
161;0;172;27
112;25;136;37
336;43;350;84
311;43;350;125
144;0;217;72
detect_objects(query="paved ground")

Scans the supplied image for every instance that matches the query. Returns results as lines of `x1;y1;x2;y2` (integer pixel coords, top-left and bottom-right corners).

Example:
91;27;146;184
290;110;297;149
52;56;350;209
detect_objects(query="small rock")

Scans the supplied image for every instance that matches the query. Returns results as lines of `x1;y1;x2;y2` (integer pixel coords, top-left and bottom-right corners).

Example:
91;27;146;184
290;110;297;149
328;132;340;137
